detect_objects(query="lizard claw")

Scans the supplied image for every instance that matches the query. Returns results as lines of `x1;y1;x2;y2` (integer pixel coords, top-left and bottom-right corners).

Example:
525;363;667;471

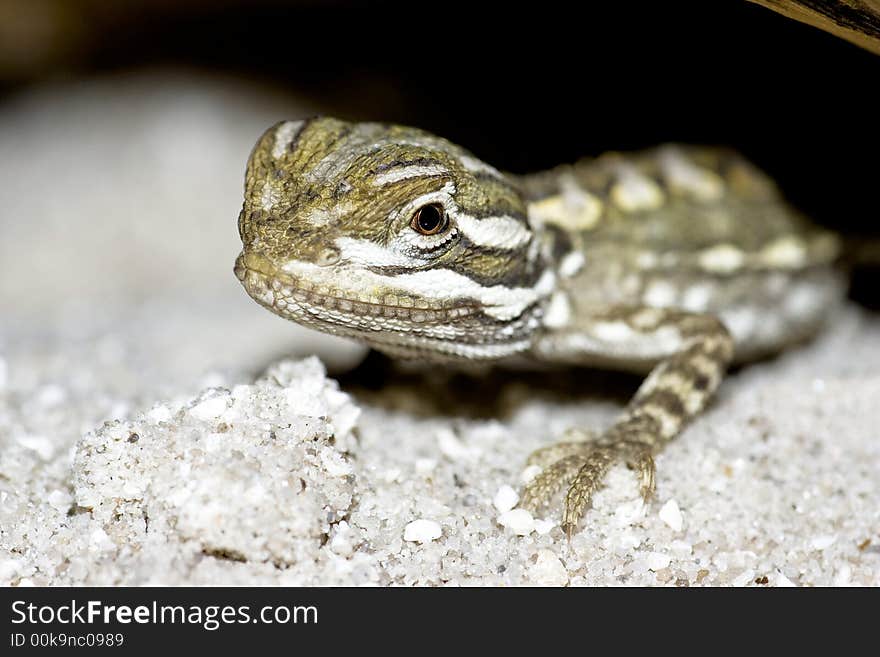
522;438;656;537
519;454;583;512
636;452;656;503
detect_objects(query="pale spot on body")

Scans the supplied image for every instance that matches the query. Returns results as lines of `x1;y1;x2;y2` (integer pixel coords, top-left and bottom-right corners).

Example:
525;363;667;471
720;305;759;343
639;403;682;437
643;280;678;308
761;235;807;268
549;319;681;361
784;281;824;318
528;176;603;230
543;290;572;329
636;250;660;270
659;147;725;201
681;283;714;312
558;251;585;278
610;167;665;212
688;353;721;380
698;244;745;274
651;325;685;353
593;321;635;342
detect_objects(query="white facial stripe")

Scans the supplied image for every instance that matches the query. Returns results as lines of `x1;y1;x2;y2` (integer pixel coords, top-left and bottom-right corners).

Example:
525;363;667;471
454;213;532;250
399;182;456;215
384;181;531;252
393;269;531;320
272;120;304;159
281;260;554;321
334;237;425;268
373;164;451;186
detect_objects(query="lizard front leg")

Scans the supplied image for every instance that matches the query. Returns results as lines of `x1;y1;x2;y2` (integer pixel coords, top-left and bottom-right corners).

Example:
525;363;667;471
523;306;735;537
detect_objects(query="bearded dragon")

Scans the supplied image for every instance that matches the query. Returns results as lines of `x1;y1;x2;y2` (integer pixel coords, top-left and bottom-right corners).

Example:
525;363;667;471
234;117;842;537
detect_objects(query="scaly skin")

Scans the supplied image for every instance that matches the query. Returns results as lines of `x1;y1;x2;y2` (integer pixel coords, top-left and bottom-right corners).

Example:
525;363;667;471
234;117;843;536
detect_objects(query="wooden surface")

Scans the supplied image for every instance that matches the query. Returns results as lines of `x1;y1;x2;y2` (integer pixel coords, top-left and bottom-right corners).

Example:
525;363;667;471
748;1;880;55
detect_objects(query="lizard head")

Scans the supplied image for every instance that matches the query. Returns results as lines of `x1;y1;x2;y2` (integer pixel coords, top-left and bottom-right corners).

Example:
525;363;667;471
234;117;554;360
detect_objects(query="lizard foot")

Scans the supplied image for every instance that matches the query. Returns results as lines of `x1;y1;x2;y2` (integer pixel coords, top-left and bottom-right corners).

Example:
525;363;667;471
520;432;656;538
524;429;597;468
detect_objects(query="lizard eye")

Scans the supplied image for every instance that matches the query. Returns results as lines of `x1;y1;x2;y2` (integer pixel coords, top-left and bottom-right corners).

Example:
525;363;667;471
410;203;448;235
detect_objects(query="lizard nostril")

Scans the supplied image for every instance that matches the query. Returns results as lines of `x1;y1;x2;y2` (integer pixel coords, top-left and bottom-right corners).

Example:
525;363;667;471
316;246;341;267
233;255;247;281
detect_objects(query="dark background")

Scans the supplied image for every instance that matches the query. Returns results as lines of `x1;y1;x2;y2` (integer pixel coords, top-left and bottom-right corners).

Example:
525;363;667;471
2;0;878;298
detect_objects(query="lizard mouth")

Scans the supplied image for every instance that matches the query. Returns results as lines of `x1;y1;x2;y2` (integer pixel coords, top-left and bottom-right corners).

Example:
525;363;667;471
234;252;475;328
234;250;546;360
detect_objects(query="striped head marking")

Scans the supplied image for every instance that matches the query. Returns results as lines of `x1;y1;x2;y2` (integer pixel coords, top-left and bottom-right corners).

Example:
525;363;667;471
235;117;554;360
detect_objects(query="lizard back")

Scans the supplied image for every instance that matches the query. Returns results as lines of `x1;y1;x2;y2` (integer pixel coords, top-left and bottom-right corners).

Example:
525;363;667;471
519;145;843;363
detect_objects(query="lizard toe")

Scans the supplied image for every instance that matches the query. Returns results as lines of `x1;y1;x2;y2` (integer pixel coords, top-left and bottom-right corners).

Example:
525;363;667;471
519;453;585;512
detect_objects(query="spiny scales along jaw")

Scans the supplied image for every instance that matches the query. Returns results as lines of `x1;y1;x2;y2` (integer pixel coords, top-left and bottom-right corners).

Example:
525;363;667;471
235;117;555;360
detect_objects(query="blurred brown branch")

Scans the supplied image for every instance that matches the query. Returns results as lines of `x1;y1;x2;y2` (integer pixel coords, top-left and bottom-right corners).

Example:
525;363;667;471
747;0;880;55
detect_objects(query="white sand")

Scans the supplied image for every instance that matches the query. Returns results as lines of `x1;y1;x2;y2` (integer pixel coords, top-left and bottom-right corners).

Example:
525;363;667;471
1;73;878;586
